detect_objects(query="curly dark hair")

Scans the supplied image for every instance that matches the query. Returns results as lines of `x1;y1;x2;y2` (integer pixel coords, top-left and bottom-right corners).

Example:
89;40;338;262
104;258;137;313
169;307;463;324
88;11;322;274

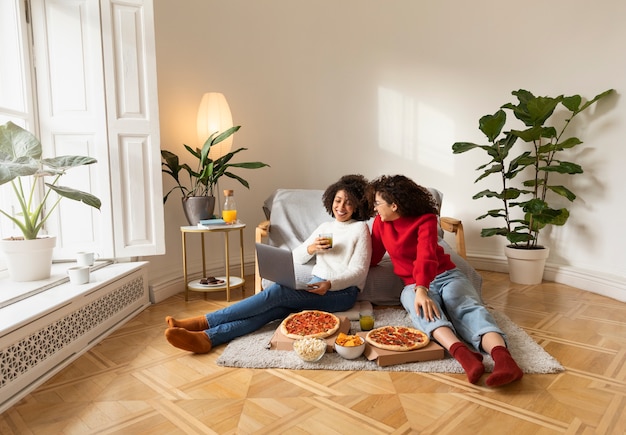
322;174;373;222
368;175;438;217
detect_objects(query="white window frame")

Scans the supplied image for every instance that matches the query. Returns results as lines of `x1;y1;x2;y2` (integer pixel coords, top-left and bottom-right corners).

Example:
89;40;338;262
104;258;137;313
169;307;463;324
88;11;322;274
0;0;164;273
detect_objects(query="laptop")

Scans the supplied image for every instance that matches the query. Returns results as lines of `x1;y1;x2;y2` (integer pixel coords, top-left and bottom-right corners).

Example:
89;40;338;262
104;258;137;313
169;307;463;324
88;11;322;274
255;243;308;289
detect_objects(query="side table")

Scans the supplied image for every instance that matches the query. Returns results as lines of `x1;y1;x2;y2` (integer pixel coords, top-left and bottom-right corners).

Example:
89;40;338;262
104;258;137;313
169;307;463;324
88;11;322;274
180;223;246;301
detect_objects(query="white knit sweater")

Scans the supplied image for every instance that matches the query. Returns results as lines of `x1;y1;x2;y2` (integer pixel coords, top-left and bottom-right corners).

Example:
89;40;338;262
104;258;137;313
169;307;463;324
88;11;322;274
292;219;372;291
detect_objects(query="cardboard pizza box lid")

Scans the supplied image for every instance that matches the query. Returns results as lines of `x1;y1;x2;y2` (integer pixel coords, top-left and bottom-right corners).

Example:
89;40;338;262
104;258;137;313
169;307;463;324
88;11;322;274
357;332;445;367
269;315;350;352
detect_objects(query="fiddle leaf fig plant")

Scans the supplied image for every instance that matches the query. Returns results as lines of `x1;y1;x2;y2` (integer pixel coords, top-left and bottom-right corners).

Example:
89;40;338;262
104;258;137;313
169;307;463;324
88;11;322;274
452;88;613;248
161;125;270;203
0;121;102;240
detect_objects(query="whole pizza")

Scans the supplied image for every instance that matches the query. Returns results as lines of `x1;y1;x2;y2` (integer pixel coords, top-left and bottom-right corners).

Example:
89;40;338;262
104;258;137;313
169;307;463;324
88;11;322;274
365;326;430;352
280;310;341;339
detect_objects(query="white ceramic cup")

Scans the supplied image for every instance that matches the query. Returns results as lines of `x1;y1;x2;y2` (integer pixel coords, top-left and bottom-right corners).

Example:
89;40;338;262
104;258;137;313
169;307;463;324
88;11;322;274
76;251;97;267
67;266;90;284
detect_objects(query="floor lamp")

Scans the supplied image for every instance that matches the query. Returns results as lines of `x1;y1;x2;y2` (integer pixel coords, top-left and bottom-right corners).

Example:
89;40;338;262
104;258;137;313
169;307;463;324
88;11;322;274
196;92;233;216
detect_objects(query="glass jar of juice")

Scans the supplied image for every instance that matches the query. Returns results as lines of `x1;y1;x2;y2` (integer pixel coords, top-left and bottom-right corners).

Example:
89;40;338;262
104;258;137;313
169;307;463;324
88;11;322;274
222;189;237;223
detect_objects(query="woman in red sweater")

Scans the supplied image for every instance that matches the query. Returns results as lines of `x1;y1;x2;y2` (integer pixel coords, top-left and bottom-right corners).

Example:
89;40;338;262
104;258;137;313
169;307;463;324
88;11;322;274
369;175;522;387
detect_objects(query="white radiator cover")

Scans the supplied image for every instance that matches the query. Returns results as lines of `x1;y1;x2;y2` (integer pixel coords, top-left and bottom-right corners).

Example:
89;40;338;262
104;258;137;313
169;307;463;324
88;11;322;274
0;262;151;413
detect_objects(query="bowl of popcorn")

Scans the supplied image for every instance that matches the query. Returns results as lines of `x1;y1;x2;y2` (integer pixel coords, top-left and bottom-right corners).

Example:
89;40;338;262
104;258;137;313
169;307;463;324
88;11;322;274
334;332;366;359
293;337;327;362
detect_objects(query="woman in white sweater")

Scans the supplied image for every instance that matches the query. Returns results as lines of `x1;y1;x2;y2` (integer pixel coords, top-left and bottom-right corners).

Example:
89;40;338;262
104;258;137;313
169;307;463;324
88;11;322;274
164;174;373;353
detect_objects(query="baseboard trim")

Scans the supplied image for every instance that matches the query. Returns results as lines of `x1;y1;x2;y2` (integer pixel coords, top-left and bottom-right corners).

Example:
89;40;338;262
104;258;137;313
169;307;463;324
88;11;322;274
468;254;626;302
149;261;257;304
149;276;185;304
151;256;626;304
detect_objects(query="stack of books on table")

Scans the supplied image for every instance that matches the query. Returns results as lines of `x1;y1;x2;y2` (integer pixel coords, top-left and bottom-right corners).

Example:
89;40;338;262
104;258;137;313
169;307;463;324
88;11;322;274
197;218;226;229
198;218;226;225
197;219;244;229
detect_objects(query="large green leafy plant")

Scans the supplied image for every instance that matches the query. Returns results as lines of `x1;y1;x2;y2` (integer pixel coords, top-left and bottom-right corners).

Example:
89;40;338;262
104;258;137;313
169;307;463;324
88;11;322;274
0;121;102;240
452;88;613;248
161;125;269;203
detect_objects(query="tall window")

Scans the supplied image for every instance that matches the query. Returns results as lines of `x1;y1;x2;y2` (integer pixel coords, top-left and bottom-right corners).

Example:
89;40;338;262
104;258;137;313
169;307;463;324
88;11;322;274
0;0;164;273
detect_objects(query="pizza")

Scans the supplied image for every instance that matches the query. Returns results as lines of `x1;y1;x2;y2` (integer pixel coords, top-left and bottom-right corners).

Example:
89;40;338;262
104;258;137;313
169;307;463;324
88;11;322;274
365;326;430;352
280;310;341;339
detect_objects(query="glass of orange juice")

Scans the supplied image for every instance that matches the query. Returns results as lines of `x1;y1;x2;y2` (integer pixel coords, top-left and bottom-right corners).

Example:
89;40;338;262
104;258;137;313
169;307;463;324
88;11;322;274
222;209;237;223
359;314;375;331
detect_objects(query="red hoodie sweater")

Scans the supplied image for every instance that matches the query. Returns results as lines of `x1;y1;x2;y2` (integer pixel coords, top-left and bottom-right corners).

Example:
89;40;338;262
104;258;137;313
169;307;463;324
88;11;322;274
370;213;456;288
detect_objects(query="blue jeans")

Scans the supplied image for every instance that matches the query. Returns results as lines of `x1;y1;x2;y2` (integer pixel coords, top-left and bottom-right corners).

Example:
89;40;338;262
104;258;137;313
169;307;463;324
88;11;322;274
204;277;359;346
400;268;504;351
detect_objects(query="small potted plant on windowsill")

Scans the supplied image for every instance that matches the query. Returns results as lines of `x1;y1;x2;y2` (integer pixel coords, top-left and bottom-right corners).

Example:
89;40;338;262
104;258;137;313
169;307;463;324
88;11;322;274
452;88;613;284
161;125;270;225
0;121;102;281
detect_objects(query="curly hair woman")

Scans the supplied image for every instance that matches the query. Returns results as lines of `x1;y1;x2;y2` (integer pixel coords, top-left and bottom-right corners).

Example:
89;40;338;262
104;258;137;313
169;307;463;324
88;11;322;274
369;174;523;387
164;174;373;354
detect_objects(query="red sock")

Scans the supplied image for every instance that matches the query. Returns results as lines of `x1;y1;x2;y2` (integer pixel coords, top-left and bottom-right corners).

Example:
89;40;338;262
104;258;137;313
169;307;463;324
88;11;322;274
486;346;523;387
165;327;212;354
449;342;485;384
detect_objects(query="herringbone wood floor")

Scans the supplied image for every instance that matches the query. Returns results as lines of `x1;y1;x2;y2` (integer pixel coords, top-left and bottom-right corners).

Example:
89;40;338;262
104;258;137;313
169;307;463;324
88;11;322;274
1;271;625;434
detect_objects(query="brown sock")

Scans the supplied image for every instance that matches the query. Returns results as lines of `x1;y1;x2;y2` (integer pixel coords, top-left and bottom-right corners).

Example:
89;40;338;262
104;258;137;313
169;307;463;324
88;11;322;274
164;327;212;353
486;346;523;387
449;342;485;384
165;315;208;331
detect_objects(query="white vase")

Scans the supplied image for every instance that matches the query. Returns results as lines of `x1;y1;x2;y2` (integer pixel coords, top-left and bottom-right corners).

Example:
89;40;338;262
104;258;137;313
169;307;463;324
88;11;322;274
0;236;56;281
504;245;550;285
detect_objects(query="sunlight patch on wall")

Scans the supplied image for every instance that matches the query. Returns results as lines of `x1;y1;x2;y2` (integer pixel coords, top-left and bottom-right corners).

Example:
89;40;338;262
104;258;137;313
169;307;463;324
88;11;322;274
377;87;454;175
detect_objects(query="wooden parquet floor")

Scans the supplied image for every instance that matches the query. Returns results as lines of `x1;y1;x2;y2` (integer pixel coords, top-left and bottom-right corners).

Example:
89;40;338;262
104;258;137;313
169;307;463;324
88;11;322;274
1;271;626;434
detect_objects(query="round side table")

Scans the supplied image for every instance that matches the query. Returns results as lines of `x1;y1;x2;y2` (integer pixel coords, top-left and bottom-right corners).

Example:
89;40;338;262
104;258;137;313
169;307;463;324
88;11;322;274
180;223;245;301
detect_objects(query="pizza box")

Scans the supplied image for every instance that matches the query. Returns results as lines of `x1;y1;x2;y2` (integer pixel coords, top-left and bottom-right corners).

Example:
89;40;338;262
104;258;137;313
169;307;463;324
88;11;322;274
357;332;445;367
269;316;350;352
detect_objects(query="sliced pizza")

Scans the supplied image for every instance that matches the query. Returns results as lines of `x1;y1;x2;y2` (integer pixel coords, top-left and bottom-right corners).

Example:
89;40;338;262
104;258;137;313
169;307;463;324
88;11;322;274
280;310;341;339
365;325;430;352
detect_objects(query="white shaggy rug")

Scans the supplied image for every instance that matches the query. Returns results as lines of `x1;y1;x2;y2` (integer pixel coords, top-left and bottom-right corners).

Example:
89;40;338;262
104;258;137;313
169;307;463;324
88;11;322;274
216;309;564;374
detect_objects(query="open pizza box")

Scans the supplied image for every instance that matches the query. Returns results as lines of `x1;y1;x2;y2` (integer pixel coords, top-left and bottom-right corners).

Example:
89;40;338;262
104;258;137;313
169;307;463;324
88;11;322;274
269;316;350;352
356;331;445;367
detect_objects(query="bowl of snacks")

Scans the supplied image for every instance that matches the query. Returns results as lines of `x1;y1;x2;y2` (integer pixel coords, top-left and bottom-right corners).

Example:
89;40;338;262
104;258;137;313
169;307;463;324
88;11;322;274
334;332;366;359
293;337;327;362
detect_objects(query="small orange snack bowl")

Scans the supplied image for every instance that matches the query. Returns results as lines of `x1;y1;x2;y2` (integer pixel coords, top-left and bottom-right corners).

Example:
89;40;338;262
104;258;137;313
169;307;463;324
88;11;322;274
334;332;366;359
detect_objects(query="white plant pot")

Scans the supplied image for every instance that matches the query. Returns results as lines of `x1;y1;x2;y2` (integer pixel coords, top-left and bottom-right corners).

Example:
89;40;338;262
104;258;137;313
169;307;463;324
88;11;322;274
0;236;56;281
504;245;550;285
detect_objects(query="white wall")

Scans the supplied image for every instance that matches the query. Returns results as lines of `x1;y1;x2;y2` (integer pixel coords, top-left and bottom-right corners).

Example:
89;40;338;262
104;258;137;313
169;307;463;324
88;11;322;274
146;0;626;301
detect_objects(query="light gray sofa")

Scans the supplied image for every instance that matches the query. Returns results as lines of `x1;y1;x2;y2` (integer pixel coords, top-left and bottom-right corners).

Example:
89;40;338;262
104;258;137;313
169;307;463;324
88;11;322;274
254;188;482;305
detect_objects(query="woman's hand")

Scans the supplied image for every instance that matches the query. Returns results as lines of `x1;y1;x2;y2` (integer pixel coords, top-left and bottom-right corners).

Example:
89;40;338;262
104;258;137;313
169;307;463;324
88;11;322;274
306;280;331;295
414;287;440;321
307;236;332;254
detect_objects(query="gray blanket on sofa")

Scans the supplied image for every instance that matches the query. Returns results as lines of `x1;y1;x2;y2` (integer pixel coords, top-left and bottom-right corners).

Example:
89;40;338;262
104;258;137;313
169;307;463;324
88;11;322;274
261;188;483;306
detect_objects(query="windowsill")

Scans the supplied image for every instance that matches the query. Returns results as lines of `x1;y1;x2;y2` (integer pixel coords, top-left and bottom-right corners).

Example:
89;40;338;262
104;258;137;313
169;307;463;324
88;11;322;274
0;261;148;337
0;260;113;309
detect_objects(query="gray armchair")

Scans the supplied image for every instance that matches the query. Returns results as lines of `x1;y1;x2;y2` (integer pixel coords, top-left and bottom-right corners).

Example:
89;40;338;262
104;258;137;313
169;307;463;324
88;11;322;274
254;188;481;305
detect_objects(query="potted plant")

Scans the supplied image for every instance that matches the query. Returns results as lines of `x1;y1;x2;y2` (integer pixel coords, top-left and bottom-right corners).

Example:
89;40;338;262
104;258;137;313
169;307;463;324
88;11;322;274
161;125;270;225
0;121;102;281
452;88;613;284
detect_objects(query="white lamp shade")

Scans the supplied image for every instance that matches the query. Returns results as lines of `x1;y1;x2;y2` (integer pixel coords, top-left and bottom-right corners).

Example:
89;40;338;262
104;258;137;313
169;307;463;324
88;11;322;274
197;92;233;160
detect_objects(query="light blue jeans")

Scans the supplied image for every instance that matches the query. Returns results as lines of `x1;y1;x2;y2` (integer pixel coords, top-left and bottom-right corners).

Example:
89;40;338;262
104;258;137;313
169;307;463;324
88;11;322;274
400;268;504;351
204;276;359;346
